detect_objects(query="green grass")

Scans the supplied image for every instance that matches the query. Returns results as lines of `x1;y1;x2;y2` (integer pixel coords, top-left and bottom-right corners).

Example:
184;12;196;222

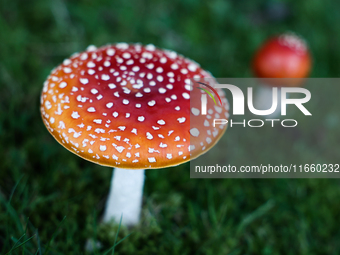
1;0;340;254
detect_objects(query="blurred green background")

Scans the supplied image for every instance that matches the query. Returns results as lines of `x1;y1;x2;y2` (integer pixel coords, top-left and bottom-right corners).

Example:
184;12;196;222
1;0;340;254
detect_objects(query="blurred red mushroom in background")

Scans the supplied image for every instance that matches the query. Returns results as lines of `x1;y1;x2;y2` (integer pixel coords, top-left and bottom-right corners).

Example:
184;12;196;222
40;43;229;226
252;32;312;117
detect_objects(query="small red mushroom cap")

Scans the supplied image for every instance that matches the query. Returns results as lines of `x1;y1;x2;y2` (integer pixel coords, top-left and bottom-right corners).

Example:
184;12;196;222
252;33;312;87
40;43;229;169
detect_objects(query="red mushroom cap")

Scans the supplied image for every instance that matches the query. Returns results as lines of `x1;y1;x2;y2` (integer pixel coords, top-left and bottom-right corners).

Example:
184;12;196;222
40;43;229;169
252;33;312;87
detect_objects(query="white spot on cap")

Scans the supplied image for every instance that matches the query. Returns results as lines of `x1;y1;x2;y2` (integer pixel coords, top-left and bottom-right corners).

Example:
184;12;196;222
59;82;67;88
188;63;198;72
157;76;164;82
100;145;107;151
166;84;173;89
148;100;156;106
107;48;115;56
182;92;190;99
157;120;165;125
87;107;96;112
177;117;186;123
118;126;126;131
189;145;195;151
87;61;96;68
115;146;125;153
132;66;140;72
113;112;119;117
180;69;188;74
101;74;110;81
159;143;167;148
80;78;89;84
58;121;66;129
93;119;102;124
122;87;131;94
138;116;145;122
116;42;129;50
160;57;167;63
122;52;131;59
214;105;222;113
106;102;113;108
148;157;156;163
146;132;153;139
123;99;129;105
131;128;137;134
146;63;154;69
109;83;116;89
95;128;106;133
190;128;200;137
146;44;156;51
158;88;166;94
171;63;179;70
86;45;97;51
166;154;172;159
45;101;52;110
133;83;143;89
185;84;193;91
71;111;80;119
91;88;98;94
191;108;200;116
63;67;72;73
80;53;88;60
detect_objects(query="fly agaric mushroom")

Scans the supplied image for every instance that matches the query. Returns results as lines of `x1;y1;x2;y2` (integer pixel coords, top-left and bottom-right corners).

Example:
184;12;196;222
252;32;312;117
40;43;229;225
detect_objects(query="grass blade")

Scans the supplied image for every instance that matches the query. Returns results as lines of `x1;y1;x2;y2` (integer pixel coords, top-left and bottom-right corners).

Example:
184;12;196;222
5;235;35;255
42;216;66;255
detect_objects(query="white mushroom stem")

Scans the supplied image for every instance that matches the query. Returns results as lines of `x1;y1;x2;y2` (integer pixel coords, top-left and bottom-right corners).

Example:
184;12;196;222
103;168;145;226
254;85;283;118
